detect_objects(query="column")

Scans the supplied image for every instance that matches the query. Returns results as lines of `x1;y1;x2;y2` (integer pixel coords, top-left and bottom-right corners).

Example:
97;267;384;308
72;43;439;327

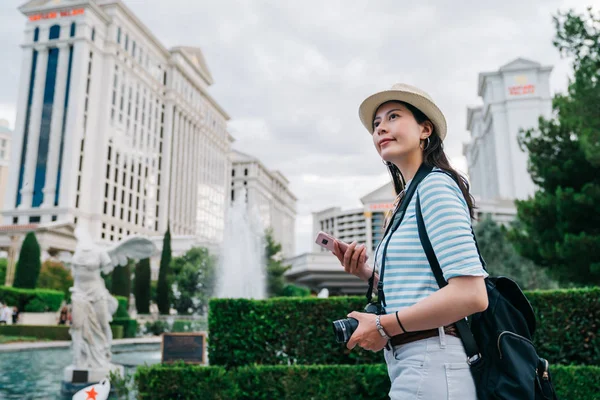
4;47;34;217
20;46;49;209
169;110;180;231
42;43;70;208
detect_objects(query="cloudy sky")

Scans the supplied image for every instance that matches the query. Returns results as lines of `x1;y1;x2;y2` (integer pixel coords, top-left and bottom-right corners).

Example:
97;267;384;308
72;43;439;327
0;0;594;255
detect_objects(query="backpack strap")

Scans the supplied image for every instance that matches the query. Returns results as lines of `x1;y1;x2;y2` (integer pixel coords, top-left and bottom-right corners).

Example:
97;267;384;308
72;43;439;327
416;190;482;365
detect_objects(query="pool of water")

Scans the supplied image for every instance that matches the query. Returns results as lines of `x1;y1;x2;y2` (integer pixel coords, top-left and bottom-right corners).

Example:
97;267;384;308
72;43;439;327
0;343;161;399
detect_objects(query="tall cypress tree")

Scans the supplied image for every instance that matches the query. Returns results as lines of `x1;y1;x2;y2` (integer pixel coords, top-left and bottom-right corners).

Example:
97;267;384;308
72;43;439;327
110;259;132;305
13;232;42;289
157;225;171;314
134;258;151;314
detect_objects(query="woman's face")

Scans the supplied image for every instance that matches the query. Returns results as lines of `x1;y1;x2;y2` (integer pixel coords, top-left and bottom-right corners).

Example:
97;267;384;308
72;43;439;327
372;101;432;163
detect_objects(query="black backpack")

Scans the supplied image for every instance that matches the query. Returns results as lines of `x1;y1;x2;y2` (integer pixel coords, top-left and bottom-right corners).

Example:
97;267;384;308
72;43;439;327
414;171;559;400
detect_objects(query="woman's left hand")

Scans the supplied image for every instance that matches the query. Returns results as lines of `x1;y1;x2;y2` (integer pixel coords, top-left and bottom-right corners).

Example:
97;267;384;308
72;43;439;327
346;311;389;352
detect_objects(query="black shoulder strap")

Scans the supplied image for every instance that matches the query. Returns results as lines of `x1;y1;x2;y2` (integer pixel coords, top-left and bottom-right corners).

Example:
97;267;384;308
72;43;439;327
366;163;434;308
415;190;482;364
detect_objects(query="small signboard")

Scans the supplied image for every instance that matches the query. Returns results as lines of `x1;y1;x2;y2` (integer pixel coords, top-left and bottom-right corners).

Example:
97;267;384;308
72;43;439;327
161;332;207;364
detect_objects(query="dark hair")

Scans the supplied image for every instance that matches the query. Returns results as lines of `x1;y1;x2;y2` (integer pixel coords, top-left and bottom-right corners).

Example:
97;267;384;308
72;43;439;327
383;101;476;220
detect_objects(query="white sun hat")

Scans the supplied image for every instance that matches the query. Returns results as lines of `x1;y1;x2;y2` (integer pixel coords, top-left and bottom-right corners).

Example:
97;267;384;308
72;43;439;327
358;83;448;140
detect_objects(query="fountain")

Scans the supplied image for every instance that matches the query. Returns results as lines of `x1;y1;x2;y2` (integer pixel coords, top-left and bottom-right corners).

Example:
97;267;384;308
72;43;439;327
215;189;266;299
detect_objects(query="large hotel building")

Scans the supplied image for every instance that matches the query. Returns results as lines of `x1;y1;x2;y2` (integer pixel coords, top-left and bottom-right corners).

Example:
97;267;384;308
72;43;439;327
3;0;233;247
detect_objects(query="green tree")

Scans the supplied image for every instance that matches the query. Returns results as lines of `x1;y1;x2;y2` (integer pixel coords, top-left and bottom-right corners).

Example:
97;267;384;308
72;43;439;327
169;247;216;315
110;259;133;305
476;217;558;290
13;232;41;289
157;225;172;314
265;229;291;297
0;258;7;285
134;258;151;314
37;260;74;299
509;8;600;285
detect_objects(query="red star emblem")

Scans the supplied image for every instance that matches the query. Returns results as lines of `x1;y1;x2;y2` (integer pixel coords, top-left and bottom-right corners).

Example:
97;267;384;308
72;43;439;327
85;387;98;400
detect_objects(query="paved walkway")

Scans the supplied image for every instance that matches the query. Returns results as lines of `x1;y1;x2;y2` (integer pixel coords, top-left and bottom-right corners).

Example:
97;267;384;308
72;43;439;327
0;336;162;353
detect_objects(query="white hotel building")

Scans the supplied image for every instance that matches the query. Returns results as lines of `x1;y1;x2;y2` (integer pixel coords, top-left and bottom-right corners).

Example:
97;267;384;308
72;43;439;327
2;0;233;277
464;58;553;223
230;150;296;258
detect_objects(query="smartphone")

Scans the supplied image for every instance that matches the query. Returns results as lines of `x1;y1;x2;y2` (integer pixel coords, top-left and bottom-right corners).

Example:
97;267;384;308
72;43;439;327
315;231;369;260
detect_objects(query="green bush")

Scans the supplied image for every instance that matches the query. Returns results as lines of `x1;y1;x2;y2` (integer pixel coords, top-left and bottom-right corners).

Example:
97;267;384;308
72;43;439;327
527;287;600;366
0;324;124;340
135;363;600;400
111;324;124;340
209;296;379;367
114;295;129;318
0;286;64;312
208;287;599;367
281;284;311;297
0;325;70;340
144;320;169;336
111;318;137;338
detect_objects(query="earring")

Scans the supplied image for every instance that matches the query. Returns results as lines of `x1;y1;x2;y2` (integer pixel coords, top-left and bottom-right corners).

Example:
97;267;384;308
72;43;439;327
381;159;392;166
422;137;431;151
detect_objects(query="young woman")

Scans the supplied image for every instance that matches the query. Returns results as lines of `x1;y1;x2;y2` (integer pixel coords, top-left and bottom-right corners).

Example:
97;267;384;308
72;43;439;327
332;83;488;399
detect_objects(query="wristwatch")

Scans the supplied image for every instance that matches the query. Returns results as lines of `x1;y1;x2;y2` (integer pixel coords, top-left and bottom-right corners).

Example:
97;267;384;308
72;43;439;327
375;315;391;340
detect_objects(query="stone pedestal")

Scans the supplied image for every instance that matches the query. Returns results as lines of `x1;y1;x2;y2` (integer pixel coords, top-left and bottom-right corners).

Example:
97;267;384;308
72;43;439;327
60;364;124;397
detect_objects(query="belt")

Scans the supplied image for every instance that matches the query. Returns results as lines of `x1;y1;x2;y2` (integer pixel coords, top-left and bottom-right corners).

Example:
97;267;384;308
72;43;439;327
389;325;458;347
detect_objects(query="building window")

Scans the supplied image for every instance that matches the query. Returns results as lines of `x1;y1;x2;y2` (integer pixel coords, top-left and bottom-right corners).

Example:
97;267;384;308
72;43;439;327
91;27;95;41
244;168;248;176
33;27;40;42
70;22;76;37
232;169;235;177
117;27;121;43
125;34;129;51
49;24;60;40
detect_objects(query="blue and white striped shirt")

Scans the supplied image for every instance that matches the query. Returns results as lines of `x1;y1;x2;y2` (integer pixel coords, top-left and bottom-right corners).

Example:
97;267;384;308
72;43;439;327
374;170;488;314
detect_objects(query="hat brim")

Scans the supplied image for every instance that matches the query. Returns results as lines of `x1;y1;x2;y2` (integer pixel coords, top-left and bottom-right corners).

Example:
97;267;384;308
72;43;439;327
358;90;447;140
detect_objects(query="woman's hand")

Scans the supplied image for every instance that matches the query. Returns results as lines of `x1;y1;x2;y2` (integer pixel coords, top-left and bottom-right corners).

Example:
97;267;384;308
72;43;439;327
346;311;388;352
333;240;368;280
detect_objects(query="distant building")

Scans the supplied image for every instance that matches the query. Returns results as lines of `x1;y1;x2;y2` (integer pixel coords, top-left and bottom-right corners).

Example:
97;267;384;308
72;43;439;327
464;58;553;223
287;181;396;295
230;150;296;257
312;181;396;257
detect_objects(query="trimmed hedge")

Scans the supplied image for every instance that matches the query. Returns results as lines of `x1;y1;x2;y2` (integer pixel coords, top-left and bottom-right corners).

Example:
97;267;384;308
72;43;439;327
0;324;124;340
114;295;129;318
111;318;137;338
527;287;600;366
0;286;64;312
208;287;600;367
134;363;600;400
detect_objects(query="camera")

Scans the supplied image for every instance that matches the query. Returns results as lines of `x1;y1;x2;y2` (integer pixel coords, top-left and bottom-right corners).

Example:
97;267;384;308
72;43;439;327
332;302;383;344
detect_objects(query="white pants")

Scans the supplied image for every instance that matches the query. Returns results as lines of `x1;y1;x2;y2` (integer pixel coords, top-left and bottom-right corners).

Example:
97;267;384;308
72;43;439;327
383;327;477;399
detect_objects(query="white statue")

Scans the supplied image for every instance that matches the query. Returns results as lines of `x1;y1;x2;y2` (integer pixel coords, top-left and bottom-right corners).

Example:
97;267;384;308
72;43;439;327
66;228;157;373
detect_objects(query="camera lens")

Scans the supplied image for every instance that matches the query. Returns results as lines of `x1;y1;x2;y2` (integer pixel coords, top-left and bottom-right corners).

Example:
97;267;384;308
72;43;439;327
332;317;358;343
321;238;329;245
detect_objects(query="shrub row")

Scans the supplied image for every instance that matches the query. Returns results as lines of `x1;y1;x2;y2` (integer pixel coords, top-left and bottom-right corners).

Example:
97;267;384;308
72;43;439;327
111;318;138;338
0;286;64;312
208;287;600;367
134;363;600;400
0;324;124;340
